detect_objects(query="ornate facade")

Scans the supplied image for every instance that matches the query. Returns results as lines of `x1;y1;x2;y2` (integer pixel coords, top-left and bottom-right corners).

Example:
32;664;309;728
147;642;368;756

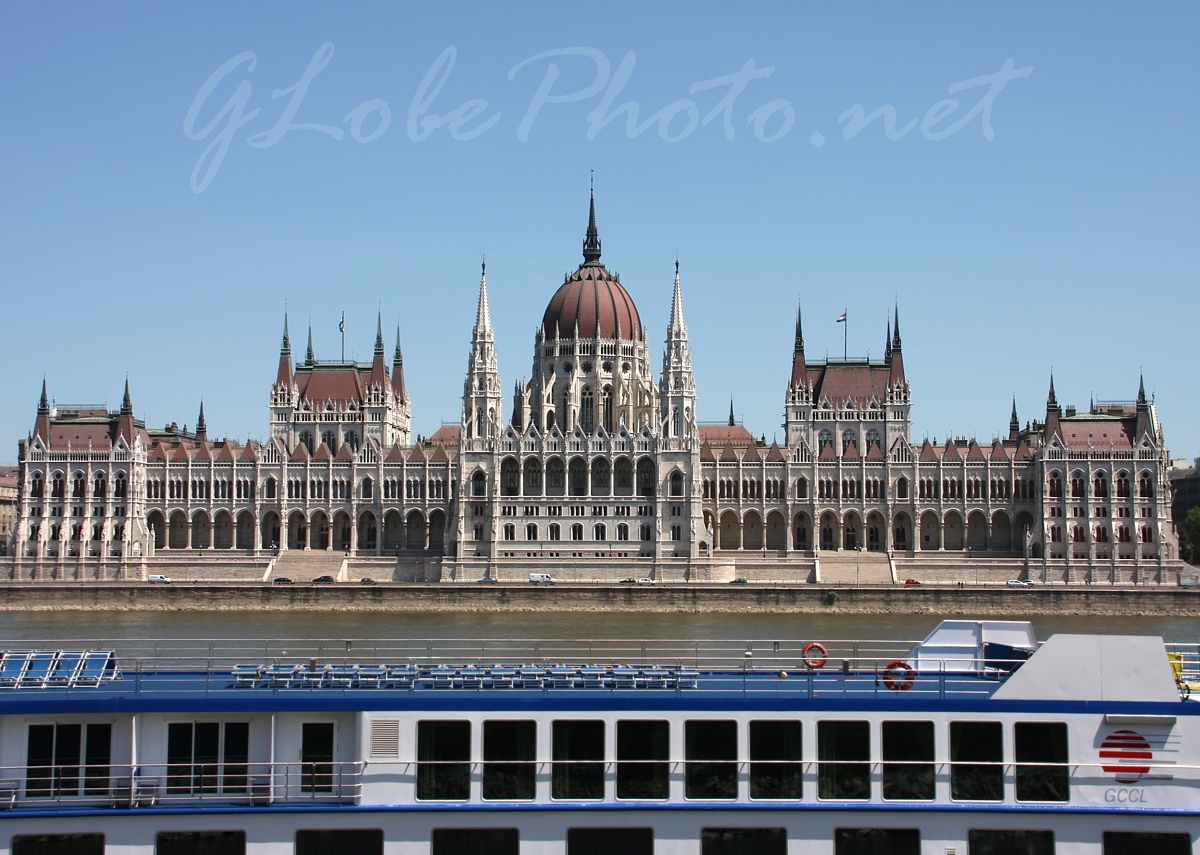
8;193;1181;581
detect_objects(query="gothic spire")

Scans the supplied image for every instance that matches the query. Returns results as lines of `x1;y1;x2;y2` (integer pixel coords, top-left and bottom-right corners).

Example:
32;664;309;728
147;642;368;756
885;319;892;360
38;377;49;416
474;260;493;339
728;398;736;427
667;259;688;339
392;323;407;401
892;302;903;352
1009;396;1020;438
789;297;808;389
196;401;207;440
374;311;385;357
305;324;315;366
120;377;133;416
1137;372;1148;408
281;314;291;356
1047;373;1060;411
582;181;602;265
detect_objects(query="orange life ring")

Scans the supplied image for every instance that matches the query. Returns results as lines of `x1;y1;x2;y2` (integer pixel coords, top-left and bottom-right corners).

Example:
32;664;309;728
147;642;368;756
803;642;828;669
882;660;915;692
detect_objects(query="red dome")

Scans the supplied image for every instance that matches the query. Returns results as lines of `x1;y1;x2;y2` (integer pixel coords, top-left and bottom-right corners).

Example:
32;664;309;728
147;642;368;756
541;264;643;342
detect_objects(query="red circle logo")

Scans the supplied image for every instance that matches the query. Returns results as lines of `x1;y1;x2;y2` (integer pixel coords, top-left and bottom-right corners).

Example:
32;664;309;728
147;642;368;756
1100;729;1152;784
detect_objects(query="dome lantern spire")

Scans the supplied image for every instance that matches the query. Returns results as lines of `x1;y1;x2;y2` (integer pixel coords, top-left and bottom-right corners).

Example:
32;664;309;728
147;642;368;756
582;177;602;265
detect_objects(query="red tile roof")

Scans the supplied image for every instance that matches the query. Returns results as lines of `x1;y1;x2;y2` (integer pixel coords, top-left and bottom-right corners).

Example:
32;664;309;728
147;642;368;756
810;363;891;406
428;426;461;448
1060;417;1134;450
698;426;756;447
541;264;643;342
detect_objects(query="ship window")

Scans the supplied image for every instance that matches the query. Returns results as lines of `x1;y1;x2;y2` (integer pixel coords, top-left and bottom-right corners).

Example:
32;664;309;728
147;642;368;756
567;828;654;855
433;829;519;855
686;720;737;799
167;722;249;796
950;721;1003;801
818;720;870;800
834;828;920;855
617;720;669;800
968;830;1055;855
702;828;787;855
417;720;470;801
1015;722;1069;803
12;834;104;855
553;720;604;800
26;723;111;798
882;720;935;801
750;720;802;800
295;829;383;855
483;720;536;800
1102;833;1192;855
155;831;246;855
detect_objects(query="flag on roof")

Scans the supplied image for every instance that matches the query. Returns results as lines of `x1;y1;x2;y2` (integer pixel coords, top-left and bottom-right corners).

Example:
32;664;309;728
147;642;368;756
836;312;847;323
339;314;344;333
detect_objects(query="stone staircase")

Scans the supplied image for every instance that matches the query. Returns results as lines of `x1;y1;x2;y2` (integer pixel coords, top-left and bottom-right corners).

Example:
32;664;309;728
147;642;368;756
817;551;894;585
271;550;348;582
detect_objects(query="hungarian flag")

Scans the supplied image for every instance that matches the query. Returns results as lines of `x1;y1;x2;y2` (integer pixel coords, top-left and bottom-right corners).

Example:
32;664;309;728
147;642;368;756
339;315;345;333
836;312;847;323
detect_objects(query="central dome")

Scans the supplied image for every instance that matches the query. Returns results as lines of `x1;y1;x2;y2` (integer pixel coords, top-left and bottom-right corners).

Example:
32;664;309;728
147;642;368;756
539;191;644;342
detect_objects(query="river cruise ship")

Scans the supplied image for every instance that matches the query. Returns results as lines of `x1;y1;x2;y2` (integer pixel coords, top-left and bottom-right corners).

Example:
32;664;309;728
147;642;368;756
0;620;1196;855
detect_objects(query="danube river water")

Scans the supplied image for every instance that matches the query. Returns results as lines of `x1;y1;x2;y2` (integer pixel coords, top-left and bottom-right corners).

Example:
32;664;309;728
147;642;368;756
0;610;1193;649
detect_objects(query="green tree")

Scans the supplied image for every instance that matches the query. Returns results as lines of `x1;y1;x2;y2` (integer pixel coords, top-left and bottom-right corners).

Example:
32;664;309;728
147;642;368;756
1180;507;1200;564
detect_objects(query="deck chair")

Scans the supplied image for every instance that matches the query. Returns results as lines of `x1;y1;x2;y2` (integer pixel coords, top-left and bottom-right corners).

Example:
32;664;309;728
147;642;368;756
48;651;85;687
0;653;31;688
76;651;114;687
20;652;59;687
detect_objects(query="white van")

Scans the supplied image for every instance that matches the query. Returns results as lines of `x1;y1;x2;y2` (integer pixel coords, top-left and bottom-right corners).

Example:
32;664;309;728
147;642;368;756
529;573;557;585
147;574;172;584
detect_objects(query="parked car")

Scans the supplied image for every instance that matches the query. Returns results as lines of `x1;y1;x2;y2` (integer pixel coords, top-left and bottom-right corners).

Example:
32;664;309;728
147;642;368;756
729;578;748;584
147;574;172;584
477;576;498;584
359;577;377;585
636;578;657;585
312;575;336;585
272;577;294;585
904;578;923;587
1006;579;1035;588
619;578;637;584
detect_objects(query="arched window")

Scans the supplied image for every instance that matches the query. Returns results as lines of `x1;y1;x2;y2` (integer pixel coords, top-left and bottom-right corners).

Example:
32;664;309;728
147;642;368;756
818;430;833;451
471;471;487;497
526;523;538;541
569;459;587;496
503;524;515;541
842;430;856;453
1093;473;1108;498
501;459;519;496
547;459;565;493
594;523;606;540
72;472;85;499
580;388;594;433
669;471;684;497
1141;525;1154;543
603;386;614;433
571;523;584;541
345;432;360;452
523;459;543;495
93;473;107;498
1116;472;1130;498
264;477;277;499
1070;473;1085;498
30;472;43;498
796;477;808;500
321;430;336;450
51;472;64;499
114;472;127;499
1138;473;1154;498
617;523;629;541
299;431;314;454
1048;473;1062;498
672;407;681;437
866;429;881;451
896;477;908;500
361;477;373;499
636;459;656;497
549;523;561;541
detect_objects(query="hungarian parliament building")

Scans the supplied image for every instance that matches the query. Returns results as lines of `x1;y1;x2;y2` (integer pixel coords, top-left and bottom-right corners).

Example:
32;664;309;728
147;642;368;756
8;195;1181;583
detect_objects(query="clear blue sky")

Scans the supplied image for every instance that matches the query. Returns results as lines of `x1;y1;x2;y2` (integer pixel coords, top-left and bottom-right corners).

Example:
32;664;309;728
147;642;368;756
1;4;1196;461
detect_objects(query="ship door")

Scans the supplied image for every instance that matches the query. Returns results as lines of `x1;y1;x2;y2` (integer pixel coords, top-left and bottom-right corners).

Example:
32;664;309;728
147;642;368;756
301;722;334;794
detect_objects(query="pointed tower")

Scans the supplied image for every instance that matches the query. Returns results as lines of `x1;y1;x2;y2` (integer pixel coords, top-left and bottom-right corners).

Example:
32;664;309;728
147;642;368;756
116;378;137;444
784;297;813;448
660;260;698;442
392;324;407;402
884;319;892;362
305;325;315;366
1134;372;1156;442
270;314;298;444
33;378;52;443
1009;397;1020;441
369;312;388;387
889;302;905;384
462;261;503;443
195;401;207;443
582;184;602;265
385;322;412;448
1044;373;1063;441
